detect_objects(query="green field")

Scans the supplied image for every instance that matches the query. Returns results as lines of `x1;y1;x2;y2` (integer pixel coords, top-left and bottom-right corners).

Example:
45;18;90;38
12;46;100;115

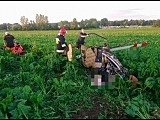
0;27;160;119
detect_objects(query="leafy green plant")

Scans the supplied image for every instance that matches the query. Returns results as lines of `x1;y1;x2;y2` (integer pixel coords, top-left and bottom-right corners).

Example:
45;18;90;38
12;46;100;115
125;95;151;119
1;28;160;119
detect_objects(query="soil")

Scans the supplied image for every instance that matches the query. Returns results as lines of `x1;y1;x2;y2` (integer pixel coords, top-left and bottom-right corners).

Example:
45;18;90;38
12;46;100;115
71;95;134;119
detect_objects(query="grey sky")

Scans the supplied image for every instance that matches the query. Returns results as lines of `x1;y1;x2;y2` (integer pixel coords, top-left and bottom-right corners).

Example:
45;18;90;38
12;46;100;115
0;1;159;24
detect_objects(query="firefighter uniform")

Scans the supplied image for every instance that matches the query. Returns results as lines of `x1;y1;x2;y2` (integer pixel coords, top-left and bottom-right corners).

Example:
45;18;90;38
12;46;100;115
56;33;68;55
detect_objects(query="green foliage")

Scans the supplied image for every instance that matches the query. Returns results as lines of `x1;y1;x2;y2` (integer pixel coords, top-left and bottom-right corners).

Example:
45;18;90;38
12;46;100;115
0;28;160;118
125;95;151;119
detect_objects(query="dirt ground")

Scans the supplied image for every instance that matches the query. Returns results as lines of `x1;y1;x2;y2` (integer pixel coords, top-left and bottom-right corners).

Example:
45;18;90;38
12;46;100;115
71;95;134;119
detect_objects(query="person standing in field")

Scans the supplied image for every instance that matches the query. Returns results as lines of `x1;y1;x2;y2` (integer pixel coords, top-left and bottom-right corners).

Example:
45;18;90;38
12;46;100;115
3;32;16;50
76;28;90;49
56;28;68;55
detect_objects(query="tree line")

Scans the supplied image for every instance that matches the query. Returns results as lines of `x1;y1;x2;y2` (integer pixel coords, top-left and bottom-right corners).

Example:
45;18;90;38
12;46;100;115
1;14;160;31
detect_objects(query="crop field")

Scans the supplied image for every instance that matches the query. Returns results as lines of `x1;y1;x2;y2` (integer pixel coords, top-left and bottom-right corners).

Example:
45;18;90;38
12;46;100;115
0;27;160;119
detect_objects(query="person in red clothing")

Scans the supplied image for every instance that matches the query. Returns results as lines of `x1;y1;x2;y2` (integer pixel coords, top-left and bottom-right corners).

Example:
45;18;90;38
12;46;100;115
3;32;25;55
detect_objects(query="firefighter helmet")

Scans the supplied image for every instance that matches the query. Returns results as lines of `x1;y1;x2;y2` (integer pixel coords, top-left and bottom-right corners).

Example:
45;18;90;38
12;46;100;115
59;28;67;35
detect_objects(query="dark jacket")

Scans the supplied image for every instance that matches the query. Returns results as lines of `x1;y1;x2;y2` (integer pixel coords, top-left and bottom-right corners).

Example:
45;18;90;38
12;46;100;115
56;34;67;53
77;32;87;44
4;34;15;48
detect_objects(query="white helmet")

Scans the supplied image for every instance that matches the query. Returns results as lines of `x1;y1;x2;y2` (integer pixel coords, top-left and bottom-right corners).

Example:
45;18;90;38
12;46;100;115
5;32;9;35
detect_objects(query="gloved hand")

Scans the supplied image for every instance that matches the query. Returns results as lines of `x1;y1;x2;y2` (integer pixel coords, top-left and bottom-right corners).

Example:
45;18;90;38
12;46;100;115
64;46;69;52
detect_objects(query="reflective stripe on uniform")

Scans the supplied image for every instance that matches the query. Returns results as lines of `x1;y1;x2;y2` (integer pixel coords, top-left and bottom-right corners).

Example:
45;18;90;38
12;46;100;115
56;38;60;44
56;50;64;53
62;44;66;47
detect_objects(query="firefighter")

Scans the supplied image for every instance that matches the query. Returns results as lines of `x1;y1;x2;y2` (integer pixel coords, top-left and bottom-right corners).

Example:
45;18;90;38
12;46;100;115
56;28;68;56
3;32;16;50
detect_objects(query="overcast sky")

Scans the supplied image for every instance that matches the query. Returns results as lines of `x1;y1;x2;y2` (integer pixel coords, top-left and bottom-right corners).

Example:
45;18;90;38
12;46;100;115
0;1;160;24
